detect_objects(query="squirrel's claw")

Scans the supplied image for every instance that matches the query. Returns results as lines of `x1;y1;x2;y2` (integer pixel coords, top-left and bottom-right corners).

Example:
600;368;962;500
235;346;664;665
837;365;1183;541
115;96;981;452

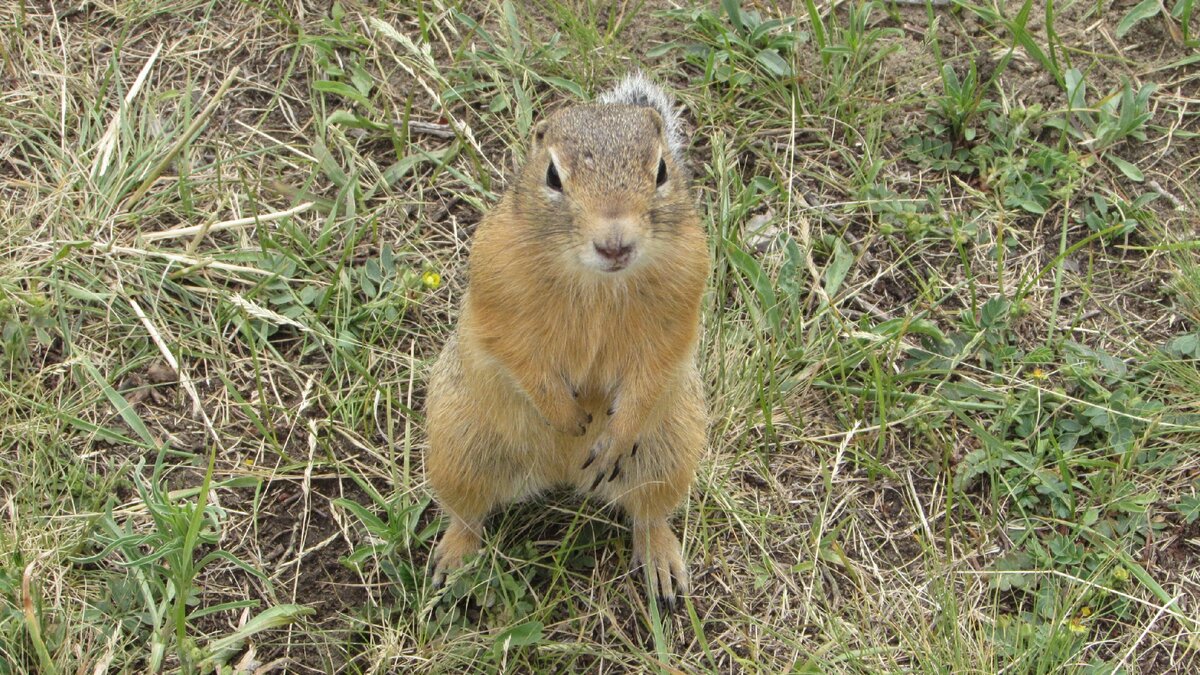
585;436;613;489
584;436;636;489
580;435;613;470
657;592;677;613
608;457;622;482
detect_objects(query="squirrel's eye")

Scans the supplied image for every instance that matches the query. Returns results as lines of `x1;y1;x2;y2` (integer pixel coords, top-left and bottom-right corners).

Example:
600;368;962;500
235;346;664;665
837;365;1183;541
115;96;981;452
656;158;668;187
546;161;563;192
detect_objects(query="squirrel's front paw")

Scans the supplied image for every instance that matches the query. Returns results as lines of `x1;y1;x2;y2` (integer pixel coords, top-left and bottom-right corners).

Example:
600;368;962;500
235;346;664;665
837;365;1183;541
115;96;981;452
582;433;638;489
541;400;592;437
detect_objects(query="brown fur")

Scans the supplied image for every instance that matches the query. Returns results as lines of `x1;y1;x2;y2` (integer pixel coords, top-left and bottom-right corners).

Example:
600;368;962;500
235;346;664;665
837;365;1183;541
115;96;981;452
425;95;709;605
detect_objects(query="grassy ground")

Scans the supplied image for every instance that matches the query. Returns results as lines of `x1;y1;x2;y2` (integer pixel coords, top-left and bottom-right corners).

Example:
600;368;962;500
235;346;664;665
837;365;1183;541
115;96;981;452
2;0;1199;672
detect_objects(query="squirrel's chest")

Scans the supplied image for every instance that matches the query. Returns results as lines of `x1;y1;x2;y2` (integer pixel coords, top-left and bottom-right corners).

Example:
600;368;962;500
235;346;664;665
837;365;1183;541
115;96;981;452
553;296;657;378
474;277;671;376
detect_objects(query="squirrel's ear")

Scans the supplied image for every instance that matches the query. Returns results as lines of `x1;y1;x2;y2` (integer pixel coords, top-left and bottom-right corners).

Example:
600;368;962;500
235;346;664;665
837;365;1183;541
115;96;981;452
644;108;665;141
532;121;548;150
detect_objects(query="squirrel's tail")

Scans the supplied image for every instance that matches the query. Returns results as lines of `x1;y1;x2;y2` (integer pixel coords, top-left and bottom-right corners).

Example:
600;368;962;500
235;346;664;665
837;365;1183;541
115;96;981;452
598;72;684;164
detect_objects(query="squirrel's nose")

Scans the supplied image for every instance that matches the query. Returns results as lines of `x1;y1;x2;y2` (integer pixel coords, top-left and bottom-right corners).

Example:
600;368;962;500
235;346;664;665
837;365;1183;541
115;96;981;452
593;240;635;263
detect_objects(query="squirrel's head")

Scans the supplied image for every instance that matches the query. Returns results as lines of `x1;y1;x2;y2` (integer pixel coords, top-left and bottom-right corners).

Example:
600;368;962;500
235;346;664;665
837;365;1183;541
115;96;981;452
512;103;692;276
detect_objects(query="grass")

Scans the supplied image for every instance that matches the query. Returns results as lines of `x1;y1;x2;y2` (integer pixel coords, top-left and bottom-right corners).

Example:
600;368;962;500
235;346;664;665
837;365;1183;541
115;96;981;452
1;0;1199;672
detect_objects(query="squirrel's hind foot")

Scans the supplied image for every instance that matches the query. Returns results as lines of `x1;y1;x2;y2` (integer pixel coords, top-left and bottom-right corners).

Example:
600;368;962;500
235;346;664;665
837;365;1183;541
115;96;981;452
631;519;689;610
430;519;483;587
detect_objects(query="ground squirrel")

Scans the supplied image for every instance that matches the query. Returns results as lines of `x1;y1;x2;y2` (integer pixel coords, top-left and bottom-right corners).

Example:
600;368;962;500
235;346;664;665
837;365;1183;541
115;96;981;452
425;73;709;606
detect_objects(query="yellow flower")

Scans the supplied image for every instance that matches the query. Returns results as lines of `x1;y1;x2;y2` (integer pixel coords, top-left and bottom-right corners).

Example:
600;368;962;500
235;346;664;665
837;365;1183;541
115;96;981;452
421;271;442;289
1031;367;1048;381
1068;616;1088;635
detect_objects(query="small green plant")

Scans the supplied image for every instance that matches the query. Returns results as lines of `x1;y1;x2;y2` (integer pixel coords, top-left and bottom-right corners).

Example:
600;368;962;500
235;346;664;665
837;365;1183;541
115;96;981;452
446;4;578;135
293;3;407;136
1077;190;1158;240
908;103;1091;229
74;455;306;673
1175;488;1200;523
335;484;439;601
227;243;430;353
929;61;1000;143
972;110;1084;215
339;494;549;666
954;0;1066;84
860;184;965;241
662;1;803;83
1001;146;1080;215
433;551;538;629
806;0;903;116
1053;69;1155;181
0;285;56;373
903;132;976;174
807;0;902;70
1117;0;1198;47
1167;332;1200;359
